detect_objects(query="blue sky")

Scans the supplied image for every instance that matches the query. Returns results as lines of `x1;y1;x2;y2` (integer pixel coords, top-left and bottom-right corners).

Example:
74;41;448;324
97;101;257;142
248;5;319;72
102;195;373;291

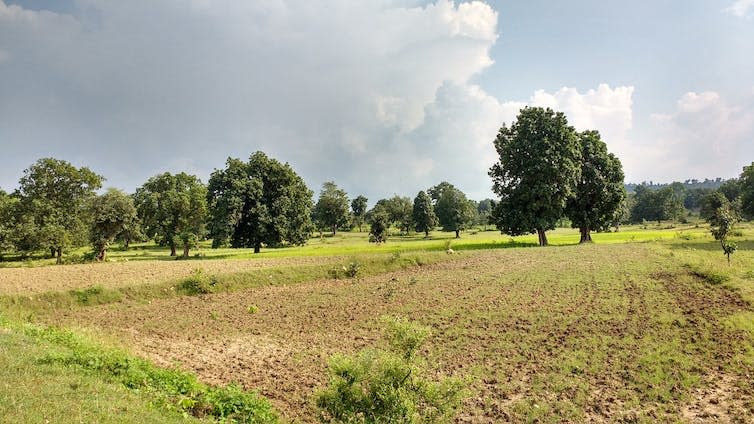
1;1;753;201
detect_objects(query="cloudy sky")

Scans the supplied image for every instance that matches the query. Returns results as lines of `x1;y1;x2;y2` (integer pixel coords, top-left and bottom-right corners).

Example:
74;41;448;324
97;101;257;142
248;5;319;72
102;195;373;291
1;1;753;202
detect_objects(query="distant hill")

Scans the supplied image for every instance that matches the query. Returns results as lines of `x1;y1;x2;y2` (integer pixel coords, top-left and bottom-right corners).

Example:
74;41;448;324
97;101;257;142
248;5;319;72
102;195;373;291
625;178;730;193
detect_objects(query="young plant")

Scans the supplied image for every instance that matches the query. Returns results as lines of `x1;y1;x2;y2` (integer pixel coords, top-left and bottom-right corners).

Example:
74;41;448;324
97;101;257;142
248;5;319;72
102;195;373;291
708;204;738;265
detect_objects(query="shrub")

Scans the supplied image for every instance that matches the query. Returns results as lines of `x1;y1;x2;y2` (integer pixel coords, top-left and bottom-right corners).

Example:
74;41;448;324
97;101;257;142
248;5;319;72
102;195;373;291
345;261;360;278
177;268;218;295
314;317;466;423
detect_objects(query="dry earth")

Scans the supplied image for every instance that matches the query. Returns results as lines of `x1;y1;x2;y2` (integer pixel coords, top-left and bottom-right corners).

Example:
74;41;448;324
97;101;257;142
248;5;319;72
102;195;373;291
39;245;754;422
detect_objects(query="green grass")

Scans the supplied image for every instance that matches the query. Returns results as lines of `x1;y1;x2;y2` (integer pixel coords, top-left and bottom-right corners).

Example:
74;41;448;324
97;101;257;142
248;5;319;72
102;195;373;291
0;223;711;268
0;319;277;423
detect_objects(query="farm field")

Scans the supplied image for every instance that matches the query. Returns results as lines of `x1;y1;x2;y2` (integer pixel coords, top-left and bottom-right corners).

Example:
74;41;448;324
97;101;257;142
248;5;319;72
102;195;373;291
2;225;754;422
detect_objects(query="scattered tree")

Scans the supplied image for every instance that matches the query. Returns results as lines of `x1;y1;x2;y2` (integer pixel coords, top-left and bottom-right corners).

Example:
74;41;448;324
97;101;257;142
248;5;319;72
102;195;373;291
206;152;313;253
350;195;368;232
708;203;738;265
489;107;581;246
565;130;626;243
374;196;413;235
412;191;438;237
313;182;350;236
741;163;754;220
630;185;684;224
89;188;139;260
15;158;103;263
367;209;390;243
432;184;475;238
0;190;18;254
718;179;741;203
134;172;207;257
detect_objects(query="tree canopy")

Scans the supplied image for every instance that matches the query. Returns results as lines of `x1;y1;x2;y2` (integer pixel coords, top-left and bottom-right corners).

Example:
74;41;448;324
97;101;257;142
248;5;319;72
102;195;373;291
351;195;368;232
134;172;207;257
565;130;626;243
741;163;754;220
430;182;475;238
206;152;313;253
15;158;103;263
313;182;350;235
412;191;437;237
489;107;581;246
629;185;684;224
90;188;140;260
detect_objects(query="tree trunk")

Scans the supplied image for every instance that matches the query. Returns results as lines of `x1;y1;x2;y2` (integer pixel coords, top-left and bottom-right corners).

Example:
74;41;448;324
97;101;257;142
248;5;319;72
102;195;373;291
332;224;337;236
183;243;190;258
455;229;460;238
537;228;548;246
56;248;62;265
170;243;176;256
425;230;429;238
579;227;593;243
254;242;261;254
50;247;56;258
124;239;130;250
97;248;106;261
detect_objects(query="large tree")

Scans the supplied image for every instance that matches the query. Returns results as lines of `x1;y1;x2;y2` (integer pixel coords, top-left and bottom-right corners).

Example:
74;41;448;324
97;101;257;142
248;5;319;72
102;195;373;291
90;188;140;261
630;185;684;224
373;196;413;235
488;107;581;246
16;158;103;263
313;182;350;235
430;182;475;238
741;163;754;220
351;195;368;232
134;172;207;257
0;190;18;254
565;131;626;243
207;152;313;253
412;191;438;237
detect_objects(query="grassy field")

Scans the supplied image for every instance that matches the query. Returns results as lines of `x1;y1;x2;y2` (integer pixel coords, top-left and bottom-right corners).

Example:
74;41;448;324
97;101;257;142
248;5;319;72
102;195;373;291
1;224;754;422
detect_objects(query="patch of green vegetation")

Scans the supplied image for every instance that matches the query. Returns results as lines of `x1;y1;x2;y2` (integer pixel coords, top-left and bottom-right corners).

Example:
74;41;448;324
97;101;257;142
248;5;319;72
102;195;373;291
71;285;124;305
5;320;277;423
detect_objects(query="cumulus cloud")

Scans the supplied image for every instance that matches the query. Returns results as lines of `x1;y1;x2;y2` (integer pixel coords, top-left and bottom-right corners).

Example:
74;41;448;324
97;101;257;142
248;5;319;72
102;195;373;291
647;91;754;180
726;0;754;17
0;0;499;201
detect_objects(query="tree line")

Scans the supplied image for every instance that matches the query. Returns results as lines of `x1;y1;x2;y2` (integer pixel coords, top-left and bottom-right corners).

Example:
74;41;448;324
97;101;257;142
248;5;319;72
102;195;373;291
1;107;752;262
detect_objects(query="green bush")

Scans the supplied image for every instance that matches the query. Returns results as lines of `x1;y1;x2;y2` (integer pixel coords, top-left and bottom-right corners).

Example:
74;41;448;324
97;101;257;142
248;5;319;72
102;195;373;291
177;268;218;295
314;317;466;423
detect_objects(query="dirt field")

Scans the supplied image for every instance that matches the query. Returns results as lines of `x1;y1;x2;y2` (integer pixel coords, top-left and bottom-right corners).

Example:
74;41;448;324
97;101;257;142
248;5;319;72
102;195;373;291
43;244;754;422
0;256;343;296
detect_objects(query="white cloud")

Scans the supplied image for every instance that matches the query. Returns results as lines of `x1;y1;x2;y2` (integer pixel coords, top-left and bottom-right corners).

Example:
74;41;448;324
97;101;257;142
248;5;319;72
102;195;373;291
0;0;500;200
726;0;754;17
646;91;754;180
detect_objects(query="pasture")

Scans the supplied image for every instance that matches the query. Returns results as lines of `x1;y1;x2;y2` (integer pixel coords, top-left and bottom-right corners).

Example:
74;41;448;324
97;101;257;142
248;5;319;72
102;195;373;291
2;224;754;422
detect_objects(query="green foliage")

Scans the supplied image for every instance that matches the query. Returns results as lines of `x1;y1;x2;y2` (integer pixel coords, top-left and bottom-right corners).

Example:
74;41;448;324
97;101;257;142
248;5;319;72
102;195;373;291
206;152;313;253
489;107;581;246
565;130;626;243
699;190;729;221
373;196;414;235
412;191;438;237
314;317;465;423
629;185;684;224
708;202;739;264
429;182;474;238
368;210;390;243
70;285;123;305
741;163;754;220
14;158;103;263
314;182;351;235
0;189;18;254
351;195;369;231
133;172;207;257
177;268;219;295
24;324;277;423
90;188;140;261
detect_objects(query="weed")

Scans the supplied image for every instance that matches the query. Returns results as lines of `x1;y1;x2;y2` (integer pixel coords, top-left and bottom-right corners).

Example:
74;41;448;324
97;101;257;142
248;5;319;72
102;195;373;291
247;305;259;314
177;268;218;295
70;286;122;306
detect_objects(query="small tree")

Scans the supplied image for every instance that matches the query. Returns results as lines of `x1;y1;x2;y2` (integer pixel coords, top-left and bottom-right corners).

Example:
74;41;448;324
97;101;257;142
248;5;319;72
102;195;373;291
708;203;738;265
90;188;139;261
412;191;437;237
368;210;390;244
134;172;207;257
351;195;368;232
430;183;474;238
315;317;465;423
313;182;350;236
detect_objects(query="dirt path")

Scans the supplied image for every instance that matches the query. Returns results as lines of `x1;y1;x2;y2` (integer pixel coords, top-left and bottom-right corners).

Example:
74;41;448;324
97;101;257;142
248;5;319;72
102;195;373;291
0;256;342;296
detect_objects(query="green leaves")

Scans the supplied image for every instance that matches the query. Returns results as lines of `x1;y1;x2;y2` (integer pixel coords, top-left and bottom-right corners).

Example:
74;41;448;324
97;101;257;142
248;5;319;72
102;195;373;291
489;107;581;244
412;191;437;236
206;152;313;253
313;182;351;235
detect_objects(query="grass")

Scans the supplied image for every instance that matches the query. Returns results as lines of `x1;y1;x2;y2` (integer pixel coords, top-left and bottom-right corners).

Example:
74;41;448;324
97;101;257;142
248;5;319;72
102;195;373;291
2;221;754;422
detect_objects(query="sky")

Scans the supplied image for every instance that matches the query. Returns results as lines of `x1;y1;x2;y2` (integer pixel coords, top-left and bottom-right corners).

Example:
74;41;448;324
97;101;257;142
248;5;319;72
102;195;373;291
1;0;753;202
